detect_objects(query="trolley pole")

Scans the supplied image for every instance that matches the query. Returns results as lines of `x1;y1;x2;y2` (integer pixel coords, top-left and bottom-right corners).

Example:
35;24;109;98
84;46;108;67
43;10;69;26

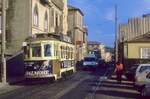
115;5;118;62
1;0;7;84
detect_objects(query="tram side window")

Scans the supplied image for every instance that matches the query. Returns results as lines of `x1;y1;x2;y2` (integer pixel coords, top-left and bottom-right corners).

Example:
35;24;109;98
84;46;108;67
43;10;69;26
24;45;30;58
32;44;41;57
61;46;63;58
71;48;73;59
44;44;51;57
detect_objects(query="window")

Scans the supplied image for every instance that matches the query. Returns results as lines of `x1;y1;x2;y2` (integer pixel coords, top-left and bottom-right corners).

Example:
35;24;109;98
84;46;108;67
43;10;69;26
51;9;54;27
44;44;51;57
33;4;39;26
139;66;150;73
61;46;63;58
71;48;74;59
55;13;58;27
0;15;1;34
55;13;60;27
54;44;56;56
140;48;150;59
31;44;41;57
44;11;48;31
24;45;30;59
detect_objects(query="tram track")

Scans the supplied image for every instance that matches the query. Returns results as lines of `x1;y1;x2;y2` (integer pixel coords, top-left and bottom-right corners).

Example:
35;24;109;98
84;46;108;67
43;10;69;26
89;69;109;99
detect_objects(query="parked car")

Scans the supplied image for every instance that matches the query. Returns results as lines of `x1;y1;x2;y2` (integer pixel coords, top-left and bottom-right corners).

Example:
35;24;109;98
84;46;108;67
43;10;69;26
125;64;138;81
140;72;150;97
140;82;150;97
83;54;98;71
134;64;150;91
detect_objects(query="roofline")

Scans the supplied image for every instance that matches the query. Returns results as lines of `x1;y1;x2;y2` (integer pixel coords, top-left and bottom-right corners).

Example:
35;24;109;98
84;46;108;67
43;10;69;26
68;5;84;16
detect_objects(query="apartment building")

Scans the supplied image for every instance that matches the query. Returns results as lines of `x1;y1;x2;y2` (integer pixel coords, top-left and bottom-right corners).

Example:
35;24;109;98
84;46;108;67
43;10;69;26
118;14;150;68
68;5;88;62
0;0;68;55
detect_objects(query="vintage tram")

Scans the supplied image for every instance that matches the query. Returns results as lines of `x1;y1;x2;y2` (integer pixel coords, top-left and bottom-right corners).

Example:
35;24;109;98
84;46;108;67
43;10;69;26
23;33;75;80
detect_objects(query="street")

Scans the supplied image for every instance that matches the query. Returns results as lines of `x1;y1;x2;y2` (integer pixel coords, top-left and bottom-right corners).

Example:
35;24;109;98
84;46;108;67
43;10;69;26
0;67;140;99
1;0;150;99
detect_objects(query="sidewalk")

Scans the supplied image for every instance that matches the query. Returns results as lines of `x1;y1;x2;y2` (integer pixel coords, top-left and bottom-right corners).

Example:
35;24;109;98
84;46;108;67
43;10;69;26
0;83;22;95
7;76;25;84
0;76;24;95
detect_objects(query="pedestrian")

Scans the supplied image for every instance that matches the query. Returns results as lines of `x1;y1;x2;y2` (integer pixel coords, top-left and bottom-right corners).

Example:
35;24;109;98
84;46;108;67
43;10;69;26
115;61;124;83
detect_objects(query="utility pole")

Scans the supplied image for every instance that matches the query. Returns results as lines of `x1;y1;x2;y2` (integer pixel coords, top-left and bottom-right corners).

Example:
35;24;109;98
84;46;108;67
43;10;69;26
115;5;118;62
1;0;7;84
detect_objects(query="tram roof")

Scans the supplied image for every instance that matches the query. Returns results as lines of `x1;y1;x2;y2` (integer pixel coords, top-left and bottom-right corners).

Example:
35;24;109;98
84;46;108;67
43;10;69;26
26;33;72;44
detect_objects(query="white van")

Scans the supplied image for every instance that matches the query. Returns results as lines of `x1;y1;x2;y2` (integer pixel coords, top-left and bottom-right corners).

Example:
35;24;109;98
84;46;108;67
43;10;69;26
134;64;150;91
83;54;98;71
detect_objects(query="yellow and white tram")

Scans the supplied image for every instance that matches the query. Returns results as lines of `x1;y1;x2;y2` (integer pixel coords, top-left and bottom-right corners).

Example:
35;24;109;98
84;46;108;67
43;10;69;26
23;35;75;80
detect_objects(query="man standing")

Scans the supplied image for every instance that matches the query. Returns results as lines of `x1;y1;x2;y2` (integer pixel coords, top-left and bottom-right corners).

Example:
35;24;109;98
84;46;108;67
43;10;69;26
115;61;124;83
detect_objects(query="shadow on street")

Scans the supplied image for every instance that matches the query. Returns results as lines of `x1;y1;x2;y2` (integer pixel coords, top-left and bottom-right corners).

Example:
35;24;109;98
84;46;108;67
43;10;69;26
96;89;140;99
95;78;141;99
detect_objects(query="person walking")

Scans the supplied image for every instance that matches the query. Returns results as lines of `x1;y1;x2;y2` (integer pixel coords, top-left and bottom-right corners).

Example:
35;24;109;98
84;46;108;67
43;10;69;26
115;61;124;83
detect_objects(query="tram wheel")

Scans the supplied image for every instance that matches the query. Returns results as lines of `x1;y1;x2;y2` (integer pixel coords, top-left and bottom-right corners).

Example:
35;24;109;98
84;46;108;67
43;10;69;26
61;72;67;80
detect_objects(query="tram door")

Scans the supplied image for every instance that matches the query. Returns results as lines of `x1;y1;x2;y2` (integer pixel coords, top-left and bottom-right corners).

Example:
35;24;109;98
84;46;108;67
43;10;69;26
52;60;61;77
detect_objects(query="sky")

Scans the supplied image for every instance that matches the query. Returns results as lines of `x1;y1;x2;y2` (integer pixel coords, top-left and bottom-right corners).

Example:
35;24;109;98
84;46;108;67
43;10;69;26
68;0;150;47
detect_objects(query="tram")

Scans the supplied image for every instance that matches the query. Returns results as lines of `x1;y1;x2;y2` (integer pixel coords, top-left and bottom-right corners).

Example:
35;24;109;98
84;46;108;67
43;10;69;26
23;33;75;80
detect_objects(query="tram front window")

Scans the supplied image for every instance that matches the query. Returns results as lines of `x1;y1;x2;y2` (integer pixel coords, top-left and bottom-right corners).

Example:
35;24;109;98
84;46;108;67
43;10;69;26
31;44;41;57
23;45;30;59
44;44;51;57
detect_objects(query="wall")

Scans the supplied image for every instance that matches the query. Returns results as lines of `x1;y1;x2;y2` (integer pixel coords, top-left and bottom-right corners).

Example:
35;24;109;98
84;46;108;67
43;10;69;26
127;42;150;59
6;0;30;54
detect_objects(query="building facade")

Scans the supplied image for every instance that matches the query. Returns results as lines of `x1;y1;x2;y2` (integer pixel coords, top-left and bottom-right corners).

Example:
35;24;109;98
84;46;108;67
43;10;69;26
0;0;71;78
68;5;88;62
0;0;68;55
118;14;150;68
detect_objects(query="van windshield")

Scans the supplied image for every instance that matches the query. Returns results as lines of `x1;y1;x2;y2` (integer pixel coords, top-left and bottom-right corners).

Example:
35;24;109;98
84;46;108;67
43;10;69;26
84;58;96;61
